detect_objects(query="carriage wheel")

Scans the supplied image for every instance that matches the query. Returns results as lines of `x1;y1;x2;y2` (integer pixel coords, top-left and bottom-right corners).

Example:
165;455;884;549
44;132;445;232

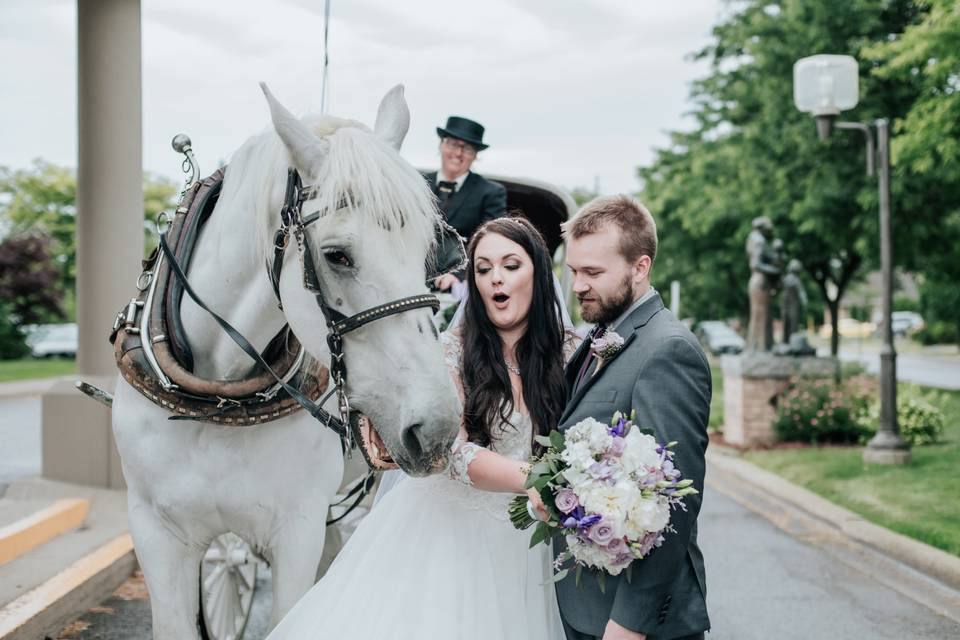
198;533;258;640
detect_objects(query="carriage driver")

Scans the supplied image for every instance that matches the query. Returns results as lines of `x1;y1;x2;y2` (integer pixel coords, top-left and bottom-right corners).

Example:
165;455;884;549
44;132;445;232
425;116;507;292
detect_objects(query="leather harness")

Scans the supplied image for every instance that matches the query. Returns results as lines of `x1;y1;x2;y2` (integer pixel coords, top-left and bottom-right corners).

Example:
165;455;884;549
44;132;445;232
110;168;325;426
110;165;457;471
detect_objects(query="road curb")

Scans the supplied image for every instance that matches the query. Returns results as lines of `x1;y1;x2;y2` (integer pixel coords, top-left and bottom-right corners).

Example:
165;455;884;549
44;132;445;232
0;499;90;565
706;447;960;592
0;377;65;399
0;534;136;640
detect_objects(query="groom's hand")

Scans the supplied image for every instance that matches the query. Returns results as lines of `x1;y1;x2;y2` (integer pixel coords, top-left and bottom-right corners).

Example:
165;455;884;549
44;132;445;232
602;620;645;640
526;488;549;521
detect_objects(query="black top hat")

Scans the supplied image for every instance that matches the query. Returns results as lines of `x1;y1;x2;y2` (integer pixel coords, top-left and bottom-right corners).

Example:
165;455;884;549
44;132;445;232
436;116;489;151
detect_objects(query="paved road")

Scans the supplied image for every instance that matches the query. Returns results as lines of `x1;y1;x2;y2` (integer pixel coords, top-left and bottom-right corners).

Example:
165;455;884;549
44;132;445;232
0;396;42;495
701;484;958;639
826;344;960;390
53;475;959;639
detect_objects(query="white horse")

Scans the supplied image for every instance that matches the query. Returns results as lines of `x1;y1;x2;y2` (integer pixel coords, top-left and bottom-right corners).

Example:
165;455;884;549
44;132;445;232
111;84;460;639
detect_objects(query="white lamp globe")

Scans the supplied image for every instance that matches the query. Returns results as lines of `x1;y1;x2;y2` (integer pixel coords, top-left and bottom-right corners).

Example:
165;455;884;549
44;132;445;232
793;55;860;116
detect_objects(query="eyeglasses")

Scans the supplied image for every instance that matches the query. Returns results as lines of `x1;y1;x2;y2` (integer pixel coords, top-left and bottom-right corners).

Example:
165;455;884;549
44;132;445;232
442;138;477;156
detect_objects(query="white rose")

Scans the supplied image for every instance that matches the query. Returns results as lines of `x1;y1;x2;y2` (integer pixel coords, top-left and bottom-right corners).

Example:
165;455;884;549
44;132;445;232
586;425;614;454
620;429;662;473
562;441;594;470
567;417;605;443
580;485;631;528
627;495;668;533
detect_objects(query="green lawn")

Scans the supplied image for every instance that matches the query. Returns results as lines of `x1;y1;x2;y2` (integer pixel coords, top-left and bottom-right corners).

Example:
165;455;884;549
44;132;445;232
743;387;960;556
0;358;76;383
709;362;724;430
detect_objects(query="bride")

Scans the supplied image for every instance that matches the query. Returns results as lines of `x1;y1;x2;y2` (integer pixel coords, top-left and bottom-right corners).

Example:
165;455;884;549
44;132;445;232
267;216;578;639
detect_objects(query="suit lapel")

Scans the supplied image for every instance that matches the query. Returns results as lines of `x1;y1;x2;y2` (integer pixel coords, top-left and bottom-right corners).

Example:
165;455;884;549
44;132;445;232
559;293;666;424
564;337;593;397
560;332;637;423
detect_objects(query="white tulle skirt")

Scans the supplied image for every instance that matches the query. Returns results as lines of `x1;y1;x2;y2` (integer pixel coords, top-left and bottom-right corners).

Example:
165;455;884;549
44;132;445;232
267;472;564;640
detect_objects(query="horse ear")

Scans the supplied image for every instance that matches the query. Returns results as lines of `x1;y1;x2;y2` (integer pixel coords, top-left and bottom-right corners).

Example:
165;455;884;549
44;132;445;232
260;82;328;173
373;84;410;152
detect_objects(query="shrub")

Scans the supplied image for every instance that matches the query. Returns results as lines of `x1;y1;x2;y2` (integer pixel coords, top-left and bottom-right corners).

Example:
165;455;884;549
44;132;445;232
774;375;873;444
914;321;958;347
0;301;30;360
864;385;945;446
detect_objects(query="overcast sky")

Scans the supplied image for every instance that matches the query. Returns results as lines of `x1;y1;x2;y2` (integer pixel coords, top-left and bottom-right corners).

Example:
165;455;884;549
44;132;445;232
2;0;725;195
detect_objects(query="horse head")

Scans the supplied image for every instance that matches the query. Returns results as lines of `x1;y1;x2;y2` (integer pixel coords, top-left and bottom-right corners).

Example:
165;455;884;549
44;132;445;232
260;84;459;476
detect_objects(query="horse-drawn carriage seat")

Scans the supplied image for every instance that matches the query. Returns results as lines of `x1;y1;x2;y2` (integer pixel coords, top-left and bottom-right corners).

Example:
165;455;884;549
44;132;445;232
109;168;329;425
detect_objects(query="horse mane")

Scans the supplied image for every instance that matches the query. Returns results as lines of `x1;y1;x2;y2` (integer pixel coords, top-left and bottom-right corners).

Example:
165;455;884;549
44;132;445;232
219;114;439;263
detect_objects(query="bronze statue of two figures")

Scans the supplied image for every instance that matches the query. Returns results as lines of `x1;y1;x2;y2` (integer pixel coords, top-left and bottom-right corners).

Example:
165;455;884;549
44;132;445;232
745;217;813;356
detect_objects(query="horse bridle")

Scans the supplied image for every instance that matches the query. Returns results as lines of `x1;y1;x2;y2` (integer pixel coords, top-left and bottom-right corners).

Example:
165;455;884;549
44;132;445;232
264;168;444;454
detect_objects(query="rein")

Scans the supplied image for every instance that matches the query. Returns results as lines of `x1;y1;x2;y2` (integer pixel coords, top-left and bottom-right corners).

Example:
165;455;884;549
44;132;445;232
162;167;440;469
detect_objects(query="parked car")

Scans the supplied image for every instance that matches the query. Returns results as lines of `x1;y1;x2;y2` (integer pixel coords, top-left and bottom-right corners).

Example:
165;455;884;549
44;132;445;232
818;318;876;339
696;320;745;355
890;311;924;336
25;323;78;358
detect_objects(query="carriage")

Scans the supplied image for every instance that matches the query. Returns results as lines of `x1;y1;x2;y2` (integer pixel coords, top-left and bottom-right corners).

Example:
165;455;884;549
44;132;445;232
82;85;577;640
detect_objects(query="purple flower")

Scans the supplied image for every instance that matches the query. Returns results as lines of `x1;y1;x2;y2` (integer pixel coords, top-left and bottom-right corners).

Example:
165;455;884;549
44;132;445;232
606;537;629;555
562;516;579;529
587;520;616;545
578;513;602;531
637;531;665;557
555;489;580;514
609;415;628;437
590;330;626;359
606;436;626;457
588;460;614;482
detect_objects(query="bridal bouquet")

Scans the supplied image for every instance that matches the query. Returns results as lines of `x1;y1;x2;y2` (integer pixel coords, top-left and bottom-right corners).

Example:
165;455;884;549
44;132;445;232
508;411;698;583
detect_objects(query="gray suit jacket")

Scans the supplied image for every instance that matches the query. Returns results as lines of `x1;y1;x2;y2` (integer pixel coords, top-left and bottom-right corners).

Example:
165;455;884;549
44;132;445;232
555;293;711;639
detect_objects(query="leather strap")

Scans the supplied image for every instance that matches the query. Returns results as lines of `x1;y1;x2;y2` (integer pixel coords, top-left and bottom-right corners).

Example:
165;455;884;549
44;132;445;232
159;234;348;438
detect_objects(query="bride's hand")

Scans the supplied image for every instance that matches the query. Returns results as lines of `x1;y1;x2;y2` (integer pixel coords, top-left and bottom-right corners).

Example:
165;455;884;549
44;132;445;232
526;488;549;521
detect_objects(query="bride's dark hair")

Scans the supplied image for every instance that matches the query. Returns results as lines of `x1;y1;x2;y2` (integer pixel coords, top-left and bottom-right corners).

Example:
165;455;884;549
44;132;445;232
460;216;566;452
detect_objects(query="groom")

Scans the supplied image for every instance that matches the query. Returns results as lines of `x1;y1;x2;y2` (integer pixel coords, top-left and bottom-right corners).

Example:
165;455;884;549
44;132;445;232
555;196;711;640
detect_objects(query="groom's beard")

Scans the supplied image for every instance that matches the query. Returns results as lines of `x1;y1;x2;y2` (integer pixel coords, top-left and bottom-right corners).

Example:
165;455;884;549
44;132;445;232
580;273;635;324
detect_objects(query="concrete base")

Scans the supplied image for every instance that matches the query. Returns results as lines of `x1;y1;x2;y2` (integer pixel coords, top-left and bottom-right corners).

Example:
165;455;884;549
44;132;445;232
42;376;124;489
722;353;838;447
863;447;912;465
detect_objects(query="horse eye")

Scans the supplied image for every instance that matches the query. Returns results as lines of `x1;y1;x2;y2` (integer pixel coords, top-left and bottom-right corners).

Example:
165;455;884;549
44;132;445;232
324;250;353;268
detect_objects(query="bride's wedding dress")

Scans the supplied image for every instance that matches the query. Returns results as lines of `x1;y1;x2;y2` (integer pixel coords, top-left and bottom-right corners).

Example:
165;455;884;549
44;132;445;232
267;333;564;640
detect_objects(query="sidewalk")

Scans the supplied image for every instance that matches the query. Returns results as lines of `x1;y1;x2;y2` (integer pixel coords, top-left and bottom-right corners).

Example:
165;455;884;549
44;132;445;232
0;377;69;400
706;447;960;624
0;477;133;640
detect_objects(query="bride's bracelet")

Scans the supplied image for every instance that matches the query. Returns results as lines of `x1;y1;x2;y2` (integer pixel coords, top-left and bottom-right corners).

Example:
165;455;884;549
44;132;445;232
526;499;539;522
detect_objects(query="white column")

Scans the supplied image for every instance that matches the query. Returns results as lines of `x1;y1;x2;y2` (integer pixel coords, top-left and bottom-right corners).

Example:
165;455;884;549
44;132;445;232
76;0;143;375
41;0;142;489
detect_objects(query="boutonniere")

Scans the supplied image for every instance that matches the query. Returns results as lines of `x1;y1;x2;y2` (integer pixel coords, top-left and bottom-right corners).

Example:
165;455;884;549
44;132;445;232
590;329;625;360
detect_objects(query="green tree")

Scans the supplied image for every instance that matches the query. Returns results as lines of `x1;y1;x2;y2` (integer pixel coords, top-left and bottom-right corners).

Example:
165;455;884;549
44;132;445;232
638;0;926;354
866;0;960;347
0;160;178;319
0;233;64;325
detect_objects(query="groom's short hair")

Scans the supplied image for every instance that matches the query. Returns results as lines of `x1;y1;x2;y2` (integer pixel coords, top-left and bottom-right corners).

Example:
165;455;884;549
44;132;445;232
562;195;658;264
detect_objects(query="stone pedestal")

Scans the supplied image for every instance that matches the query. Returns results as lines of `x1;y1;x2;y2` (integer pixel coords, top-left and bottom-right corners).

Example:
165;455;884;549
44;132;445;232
722;353;838;447
42;376;125;489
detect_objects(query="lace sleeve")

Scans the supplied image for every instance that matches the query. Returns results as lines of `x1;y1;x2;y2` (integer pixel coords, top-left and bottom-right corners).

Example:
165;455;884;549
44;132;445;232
440;330;465;405
563;329;583;365
440;330;482;484
449;436;482;485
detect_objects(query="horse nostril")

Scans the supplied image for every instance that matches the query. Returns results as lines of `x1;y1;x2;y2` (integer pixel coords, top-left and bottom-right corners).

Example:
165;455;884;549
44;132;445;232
400;423;425;460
